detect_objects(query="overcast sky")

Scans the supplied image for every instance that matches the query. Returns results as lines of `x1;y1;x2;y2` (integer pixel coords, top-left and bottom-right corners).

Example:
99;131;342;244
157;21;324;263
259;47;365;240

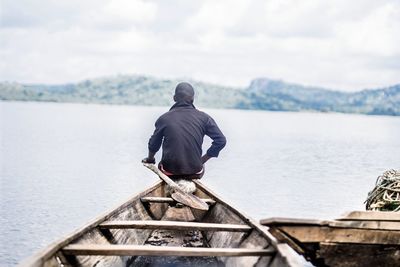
1;0;399;91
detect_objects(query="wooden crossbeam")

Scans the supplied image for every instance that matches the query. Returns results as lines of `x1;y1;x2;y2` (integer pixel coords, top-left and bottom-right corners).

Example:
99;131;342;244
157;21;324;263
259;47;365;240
261;218;400;231
63;244;275;257
99;220;252;232
338;211;400;221
141;196;215;205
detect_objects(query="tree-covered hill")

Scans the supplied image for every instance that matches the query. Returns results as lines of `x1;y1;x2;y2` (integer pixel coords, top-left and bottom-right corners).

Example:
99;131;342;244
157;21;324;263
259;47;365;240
239;78;400;115
1;75;399;116
0;75;244;109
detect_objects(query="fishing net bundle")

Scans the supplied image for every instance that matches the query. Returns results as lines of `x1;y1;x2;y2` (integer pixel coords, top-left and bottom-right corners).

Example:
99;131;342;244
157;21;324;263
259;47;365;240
365;169;400;211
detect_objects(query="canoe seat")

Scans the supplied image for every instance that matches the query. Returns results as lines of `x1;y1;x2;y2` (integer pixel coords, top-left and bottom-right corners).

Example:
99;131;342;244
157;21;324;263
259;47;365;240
140;196;216;205
63;244;275;257
99;220;252;232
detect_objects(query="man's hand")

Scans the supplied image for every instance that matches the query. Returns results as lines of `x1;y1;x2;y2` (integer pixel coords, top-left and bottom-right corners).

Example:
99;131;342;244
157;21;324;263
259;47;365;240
142;151;156;164
142;157;156;164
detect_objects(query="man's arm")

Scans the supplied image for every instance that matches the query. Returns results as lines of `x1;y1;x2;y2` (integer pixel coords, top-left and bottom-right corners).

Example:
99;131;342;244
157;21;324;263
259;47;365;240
142;118;164;163
203;117;226;163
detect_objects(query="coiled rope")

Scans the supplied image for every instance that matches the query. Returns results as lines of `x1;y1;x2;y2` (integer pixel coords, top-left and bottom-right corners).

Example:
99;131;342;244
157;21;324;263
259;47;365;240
365;169;400;211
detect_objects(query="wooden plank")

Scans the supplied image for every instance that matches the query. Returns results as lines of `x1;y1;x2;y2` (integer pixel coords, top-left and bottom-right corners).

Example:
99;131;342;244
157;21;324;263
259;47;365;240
261;217;400;231
194;181;304;267
269;244;304;267
328;220;400;231
260;217;324;226
63;244;275;257
268;228;305;255
319;242;400;267
338;211;400;221
99;220;252;232
144;206;198;247
226;230;272;266
278;226;400;245
141;196;215;205
194;181;279;244
17;182;164;267
143;163;209;210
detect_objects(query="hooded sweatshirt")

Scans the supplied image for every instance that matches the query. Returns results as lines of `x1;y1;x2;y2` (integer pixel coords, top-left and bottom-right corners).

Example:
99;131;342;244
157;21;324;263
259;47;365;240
148;101;226;175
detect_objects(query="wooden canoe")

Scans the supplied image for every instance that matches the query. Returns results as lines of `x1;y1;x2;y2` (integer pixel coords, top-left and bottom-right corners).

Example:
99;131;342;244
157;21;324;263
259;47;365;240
18;181;302;267
261;211;400;267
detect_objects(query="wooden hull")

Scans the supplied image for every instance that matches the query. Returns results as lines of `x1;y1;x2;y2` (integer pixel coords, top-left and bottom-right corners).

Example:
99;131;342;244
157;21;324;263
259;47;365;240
261;211;400;267
18;181;302;267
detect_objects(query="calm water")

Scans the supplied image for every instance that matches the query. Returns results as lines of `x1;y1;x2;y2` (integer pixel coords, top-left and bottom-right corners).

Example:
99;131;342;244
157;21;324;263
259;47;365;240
1;101;400;266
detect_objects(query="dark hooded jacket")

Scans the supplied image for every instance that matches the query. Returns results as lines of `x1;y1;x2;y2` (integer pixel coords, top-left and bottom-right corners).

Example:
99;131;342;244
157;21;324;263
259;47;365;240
148;101;226;175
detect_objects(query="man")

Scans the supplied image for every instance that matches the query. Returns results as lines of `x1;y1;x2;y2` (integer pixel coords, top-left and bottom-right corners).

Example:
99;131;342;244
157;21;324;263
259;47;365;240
142;82;226;187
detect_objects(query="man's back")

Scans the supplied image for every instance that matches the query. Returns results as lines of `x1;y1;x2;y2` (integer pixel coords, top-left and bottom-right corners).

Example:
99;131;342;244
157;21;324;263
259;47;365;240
144;82;226;178
148;101;226;175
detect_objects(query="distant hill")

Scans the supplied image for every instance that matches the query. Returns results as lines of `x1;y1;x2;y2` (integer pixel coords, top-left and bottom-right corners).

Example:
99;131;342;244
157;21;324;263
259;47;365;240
1;75;399;116
240;78;400;116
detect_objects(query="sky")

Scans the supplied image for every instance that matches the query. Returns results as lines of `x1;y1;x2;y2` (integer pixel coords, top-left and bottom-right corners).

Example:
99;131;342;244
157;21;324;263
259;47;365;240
1;0;399;91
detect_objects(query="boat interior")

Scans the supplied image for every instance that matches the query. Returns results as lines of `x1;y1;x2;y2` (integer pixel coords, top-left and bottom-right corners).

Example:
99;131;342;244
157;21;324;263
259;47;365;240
21;181;299;267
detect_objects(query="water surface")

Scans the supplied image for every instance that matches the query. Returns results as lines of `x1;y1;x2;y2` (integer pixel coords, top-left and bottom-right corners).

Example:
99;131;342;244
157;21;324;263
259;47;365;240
1;101;399;266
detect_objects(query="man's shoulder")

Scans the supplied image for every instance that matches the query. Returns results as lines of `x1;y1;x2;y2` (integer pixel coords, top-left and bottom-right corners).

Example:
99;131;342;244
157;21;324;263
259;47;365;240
196;109;212;119
156;109;184;122
156;111;171;122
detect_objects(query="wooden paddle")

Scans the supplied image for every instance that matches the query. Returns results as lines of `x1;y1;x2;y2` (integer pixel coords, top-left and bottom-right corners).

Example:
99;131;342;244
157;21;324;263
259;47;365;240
143;163;209;211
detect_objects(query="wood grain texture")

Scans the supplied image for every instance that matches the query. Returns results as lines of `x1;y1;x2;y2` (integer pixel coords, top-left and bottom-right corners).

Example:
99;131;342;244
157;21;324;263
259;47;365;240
63;245;276;257
338;211;400;221
279;225;400;245
143;163;209;210
99;220;252;232
141;196;216;205
261;217;400;231
17;182;163;267
320;242;400;267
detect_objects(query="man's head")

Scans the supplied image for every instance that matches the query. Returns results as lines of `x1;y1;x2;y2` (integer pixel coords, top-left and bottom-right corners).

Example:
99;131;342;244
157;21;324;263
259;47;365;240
174;82;195;103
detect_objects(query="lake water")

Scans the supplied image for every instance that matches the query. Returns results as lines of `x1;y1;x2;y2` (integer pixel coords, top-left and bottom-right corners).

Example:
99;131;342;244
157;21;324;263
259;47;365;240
1;101;399;266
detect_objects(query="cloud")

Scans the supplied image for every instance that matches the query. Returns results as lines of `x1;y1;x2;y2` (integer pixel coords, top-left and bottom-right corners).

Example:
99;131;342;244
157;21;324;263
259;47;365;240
103;0;157;22
335;2;400;57
1;0;399;91
1;0;91;28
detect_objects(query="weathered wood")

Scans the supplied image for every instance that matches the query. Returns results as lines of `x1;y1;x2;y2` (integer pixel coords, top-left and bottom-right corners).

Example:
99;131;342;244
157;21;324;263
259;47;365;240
264;213;400;267
203;203;248;252
260;217;323;226
261;217;400;231
129;205;206;265
17;182;163;267
194;181;303;267
99;220;252;232
226;230;272;267
188;186;212;221
18;180;304;267
319;242;400;267
141;184;169;220
328;220;400;231
278;225;400;245
338;211;400;221
144;206;197;247
141;196;216;205
144;163;209;210
41;256;60;267
63;245;276;257
269;244;305;267
267;228;305;255
195;181;279;245
159;205;196;222
268;225;400;267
